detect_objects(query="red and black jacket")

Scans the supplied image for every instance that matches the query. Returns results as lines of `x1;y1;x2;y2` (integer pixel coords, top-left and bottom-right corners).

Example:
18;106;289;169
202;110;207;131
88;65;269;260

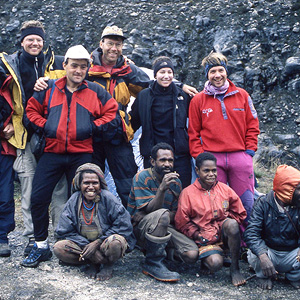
26;76;120;154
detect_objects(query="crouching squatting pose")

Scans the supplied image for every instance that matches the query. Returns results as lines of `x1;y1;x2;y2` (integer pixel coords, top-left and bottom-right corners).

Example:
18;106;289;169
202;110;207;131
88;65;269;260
244;165;300;290
53;163;135;280
175;153;247;286
128;142;199;282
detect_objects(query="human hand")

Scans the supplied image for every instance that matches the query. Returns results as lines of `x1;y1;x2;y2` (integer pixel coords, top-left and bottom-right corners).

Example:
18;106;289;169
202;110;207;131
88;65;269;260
3;123;14;139
81;240;101;260
297;248;300;262
182;84;199;97
160;171;180;192
34;76;49;91
259;253;277;279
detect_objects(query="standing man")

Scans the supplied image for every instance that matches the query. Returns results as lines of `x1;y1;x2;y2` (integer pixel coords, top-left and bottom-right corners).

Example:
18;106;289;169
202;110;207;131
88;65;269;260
35;25;198;207
88;25;150;206
244;165;300;290
0;69;16;257
188;52;260;225
21;45;119;267
175;153;247;286
128;142;199;282
0;20;65;255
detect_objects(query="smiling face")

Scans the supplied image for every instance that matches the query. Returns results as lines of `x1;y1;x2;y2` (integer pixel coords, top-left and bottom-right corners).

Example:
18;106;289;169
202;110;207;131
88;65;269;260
63;58;88;89
80;172;101;202
207;65;227;88
21;34;44;56
156;67;174;88
100;37;123;66
196;159;217;190
151;149;174;177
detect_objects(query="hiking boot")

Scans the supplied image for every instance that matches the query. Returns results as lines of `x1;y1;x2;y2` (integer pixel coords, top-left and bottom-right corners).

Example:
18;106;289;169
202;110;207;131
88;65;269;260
0;243;11;257
21;243;52;268
24;237;35;257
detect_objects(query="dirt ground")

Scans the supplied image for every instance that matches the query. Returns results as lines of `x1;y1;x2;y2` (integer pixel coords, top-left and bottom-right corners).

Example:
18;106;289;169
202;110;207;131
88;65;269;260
1;188;299;300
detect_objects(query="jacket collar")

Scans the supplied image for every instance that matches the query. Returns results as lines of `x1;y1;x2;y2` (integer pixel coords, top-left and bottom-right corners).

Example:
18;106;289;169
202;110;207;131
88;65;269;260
89;48;131;77
55;76;88;91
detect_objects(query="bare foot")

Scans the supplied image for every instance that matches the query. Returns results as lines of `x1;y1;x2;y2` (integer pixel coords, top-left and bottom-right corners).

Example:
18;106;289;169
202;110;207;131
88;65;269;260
85;264;100;279
96;264;113;281
200;262;213;275
289;280;300;289
257;278;273;290
230;269;246;286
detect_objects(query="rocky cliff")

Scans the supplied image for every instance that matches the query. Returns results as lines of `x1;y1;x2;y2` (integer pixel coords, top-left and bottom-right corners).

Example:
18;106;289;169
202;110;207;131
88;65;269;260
1;0;299;166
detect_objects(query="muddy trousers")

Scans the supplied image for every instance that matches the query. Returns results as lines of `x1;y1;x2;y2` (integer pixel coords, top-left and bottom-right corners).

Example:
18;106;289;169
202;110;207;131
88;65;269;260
248;247;300;281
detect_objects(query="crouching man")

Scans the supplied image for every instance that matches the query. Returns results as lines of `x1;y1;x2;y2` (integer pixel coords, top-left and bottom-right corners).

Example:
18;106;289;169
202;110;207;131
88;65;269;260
53;163;135;281
244;165;300;290
175;153;247;286
127;142;198;282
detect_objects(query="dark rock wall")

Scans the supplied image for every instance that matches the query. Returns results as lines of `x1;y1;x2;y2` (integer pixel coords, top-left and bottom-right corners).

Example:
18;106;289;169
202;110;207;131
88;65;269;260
1;0;300;166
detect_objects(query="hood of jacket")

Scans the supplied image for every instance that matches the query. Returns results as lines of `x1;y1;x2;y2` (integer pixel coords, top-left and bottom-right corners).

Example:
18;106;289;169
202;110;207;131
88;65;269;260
89;48;131;77
273;164;300;204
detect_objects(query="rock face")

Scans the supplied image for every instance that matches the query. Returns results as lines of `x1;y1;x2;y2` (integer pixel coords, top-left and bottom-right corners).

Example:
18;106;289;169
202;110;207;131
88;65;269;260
0;0;299;166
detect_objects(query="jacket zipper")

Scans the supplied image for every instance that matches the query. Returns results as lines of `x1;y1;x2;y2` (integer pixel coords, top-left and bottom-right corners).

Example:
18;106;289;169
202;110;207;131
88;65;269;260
34;57;39;79
65;94;71;152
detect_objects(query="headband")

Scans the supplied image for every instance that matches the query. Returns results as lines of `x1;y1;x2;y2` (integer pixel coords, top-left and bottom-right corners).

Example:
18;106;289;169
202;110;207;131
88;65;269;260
205;61;228;78
20;27;45;42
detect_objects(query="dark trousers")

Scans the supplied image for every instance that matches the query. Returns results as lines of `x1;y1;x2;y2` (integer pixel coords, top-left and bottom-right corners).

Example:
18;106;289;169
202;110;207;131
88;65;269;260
144;154;192;189
31;152;92;241
0;154;15;243
93;140;137;207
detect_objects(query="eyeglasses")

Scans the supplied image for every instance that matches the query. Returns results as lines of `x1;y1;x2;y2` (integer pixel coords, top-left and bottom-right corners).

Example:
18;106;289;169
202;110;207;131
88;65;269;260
104;41;123;49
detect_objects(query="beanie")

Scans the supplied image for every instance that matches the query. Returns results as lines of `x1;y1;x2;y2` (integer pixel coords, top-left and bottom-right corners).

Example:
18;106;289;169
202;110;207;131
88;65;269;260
153;58;174;78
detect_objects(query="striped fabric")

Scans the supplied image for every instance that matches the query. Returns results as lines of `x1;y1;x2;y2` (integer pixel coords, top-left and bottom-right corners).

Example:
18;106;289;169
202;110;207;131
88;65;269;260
127;168;182;217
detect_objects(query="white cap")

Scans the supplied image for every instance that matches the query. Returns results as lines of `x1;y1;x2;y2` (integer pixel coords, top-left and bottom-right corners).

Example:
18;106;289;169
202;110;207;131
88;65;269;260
64;45;91;63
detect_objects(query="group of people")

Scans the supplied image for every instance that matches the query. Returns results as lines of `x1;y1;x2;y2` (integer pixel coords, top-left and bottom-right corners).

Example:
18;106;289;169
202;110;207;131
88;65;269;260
0;20;299;290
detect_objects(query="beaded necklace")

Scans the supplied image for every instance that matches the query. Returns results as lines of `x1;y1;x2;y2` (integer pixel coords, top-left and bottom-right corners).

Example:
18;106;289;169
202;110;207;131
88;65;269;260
81;200;95;225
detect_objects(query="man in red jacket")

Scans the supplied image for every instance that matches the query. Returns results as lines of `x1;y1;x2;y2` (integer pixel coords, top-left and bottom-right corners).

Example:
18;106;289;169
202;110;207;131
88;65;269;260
175;152;247;286
0;70;16;257
188;52;260;228
21;45;119;267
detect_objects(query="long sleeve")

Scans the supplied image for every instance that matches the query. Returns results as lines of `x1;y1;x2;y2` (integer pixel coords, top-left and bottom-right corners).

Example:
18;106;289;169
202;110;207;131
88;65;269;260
244;196;268;256
244;95;260;151
175;189;199;240
188;94;204;158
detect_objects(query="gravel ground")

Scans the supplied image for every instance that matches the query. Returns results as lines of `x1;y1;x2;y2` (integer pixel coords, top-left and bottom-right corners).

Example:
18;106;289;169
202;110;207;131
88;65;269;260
1;191;300;300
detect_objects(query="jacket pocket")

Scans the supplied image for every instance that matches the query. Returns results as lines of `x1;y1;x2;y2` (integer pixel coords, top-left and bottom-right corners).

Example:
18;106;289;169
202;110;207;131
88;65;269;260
76;103;93;140
44;104;62;138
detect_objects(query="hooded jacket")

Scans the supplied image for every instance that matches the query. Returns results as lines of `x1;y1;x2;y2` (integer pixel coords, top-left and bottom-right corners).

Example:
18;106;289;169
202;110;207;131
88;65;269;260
88;48;150;141
244;165;300;256
0;47;65;149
